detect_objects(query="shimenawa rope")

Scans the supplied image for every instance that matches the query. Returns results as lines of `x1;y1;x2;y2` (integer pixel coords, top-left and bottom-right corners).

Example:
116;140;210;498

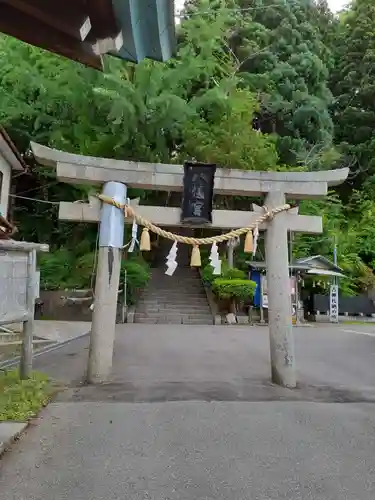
98;194;290;246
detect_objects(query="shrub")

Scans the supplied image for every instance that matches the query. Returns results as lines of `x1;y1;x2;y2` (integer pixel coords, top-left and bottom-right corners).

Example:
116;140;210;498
39;249;97;290
212;278;256;302
201;263;246;287
202;263;216;286
66;252;97;289
223;267;246;280
120;260;150;305
39;249;150;305
38;248;74;290
199;246;211;267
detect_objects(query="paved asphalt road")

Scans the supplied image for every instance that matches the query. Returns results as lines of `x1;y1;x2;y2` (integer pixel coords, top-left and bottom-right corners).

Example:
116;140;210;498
34;323;375;402
1;324;375;499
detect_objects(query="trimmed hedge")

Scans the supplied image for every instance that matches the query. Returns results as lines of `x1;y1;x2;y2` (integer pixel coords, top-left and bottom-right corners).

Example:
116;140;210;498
212;278;256;302
202;262;246;287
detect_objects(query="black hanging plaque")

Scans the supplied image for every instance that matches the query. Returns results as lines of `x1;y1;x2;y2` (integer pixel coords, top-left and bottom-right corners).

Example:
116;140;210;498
181;161;216;224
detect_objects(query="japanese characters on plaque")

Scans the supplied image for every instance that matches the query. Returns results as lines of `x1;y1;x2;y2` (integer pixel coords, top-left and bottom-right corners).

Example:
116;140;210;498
329;284;339;323
181;162;216;224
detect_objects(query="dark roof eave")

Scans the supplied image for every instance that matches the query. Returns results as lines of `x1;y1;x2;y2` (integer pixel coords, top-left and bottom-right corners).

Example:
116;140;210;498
0;0;176;69
295;255;344;272
0;126;26;172
111;0;176;63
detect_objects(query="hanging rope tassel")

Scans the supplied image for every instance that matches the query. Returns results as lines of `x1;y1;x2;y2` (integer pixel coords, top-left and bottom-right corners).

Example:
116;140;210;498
244;229;253;253
190;245;201;267
124;197;131;218
140;227;151;251
165;241;178;276
128;219;139;252
252;225;259;256
209;242;221;275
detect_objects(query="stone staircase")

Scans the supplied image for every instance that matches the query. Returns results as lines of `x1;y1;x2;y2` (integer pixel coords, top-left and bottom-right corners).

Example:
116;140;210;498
134;266;213;325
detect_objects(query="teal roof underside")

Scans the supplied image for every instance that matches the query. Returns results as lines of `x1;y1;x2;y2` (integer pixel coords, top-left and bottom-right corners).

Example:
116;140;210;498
111;0;176;63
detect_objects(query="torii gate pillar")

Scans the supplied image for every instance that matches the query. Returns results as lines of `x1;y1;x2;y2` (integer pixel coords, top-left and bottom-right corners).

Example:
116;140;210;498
29;142;349;387
265;191;295;387
87;181;126;384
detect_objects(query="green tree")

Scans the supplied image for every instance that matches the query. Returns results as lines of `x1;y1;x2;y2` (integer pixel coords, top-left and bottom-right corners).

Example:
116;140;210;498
229;0;335;167
293;191;375;295
330;0;375;190
0;4;278;247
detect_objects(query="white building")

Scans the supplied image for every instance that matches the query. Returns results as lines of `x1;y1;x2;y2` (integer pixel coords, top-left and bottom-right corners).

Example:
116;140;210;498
0;126;25;217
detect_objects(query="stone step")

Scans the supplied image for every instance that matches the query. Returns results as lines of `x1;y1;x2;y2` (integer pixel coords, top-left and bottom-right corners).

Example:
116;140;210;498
150;276;201;280
141;292;208;298
148;286;206;291
136;306;210;314
149;283;203;287
136;308;210;313
150;275;200;279
150;275;201;280
147;283;203;294
182;318;213;325
144;288;206;297
143;289;206;299
135;264;211;324
143;298;207;302
143;291;206;294
139;296;207;307
149;276;202;280
145;294;205;298
134;312;212;321
137;303;210;310
150;269;199;274
134;314;213;325
135;319;213;325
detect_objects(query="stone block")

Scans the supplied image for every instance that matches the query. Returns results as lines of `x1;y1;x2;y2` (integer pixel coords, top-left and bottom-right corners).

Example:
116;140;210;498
214;314;222;325
226;313;237;325
237;315;249;325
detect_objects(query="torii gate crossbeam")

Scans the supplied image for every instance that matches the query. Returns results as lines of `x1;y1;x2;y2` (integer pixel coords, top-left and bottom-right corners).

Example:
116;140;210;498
30;142;349;388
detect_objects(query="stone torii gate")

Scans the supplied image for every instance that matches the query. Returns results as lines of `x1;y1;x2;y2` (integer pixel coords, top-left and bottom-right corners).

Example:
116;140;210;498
31;142;349;387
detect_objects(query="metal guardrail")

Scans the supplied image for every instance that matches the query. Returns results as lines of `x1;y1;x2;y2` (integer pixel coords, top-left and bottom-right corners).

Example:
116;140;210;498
0;240;49;377
0;330;90;370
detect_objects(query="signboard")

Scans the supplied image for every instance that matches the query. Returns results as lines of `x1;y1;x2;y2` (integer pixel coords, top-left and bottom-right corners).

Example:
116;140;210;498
0;250;28;325
290;276;297;320
262;294;268;308
181;162;216;224
261;275;268;308
329;284;339;323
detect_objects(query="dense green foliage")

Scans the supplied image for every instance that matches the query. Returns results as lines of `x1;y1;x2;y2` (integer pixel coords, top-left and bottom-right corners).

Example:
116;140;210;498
240;0;335;167
186;0;336;168
38;250;150;304
0;370;51;422
212;278;256;301
119;259;151;305
330;0;375;190
1;0;375;295
202;262;246;286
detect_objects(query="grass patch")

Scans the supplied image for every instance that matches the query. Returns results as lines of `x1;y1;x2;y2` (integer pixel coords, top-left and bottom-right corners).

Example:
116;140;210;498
0;369;53;422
